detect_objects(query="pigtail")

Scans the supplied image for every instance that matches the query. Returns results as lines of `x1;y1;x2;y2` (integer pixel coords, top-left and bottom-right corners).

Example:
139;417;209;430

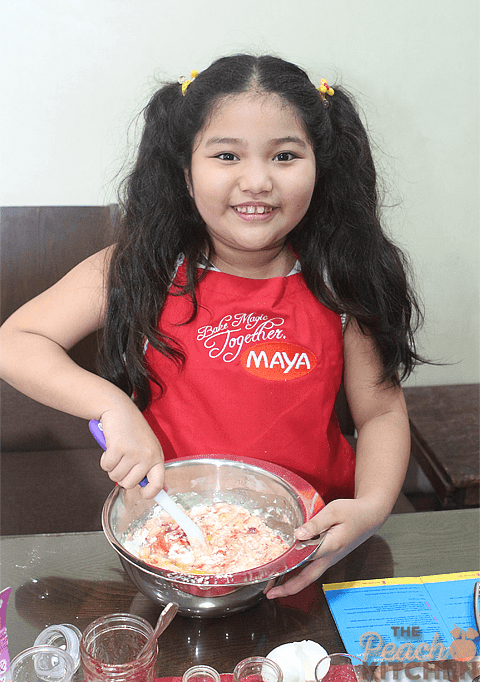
292;86;424;385
98;82;208;410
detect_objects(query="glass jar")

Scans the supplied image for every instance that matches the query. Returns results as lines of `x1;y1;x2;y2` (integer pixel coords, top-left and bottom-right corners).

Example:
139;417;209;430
183;665;221;682
315;653;373;682
233;657;283;682
10;645;76;682
79;613;157;682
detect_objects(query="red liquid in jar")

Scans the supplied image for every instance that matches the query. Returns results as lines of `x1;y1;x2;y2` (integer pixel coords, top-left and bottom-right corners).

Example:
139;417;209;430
82;646;156;682
322;664;359;681
80;616;157;682
83;662;155;682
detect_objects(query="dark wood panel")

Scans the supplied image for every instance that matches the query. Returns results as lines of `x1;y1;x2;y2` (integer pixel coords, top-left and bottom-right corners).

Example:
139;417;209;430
0;206;116;371
404;384;480;508
0;207;117;537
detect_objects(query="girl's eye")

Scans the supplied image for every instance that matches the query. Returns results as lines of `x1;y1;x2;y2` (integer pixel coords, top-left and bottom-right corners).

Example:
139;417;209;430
215;152;238;161
274;152;297;162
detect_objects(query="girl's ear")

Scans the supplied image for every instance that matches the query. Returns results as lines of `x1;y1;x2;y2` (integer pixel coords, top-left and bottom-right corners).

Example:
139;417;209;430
184;169;194;198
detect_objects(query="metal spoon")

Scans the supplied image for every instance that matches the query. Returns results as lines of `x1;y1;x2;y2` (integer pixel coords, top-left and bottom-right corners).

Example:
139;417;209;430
138;602;179;659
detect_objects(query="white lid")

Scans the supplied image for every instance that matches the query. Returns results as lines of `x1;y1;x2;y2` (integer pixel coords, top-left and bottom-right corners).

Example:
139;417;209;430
34;624;81;672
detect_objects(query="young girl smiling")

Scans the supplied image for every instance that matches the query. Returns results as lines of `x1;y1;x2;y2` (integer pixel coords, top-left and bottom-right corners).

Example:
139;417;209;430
0;55;424;598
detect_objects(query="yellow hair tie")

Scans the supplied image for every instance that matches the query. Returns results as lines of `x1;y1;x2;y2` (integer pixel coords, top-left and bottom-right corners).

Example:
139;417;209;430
179;70;199;95
317;78;334;105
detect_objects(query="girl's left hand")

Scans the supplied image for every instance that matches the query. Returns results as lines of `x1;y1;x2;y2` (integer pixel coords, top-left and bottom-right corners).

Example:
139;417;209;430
265;496;388;599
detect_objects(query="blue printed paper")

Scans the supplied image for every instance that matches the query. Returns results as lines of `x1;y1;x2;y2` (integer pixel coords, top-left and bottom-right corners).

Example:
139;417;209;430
323;572;480;665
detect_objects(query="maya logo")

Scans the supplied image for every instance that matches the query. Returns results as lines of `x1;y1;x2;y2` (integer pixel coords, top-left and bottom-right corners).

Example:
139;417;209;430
241;342;317;381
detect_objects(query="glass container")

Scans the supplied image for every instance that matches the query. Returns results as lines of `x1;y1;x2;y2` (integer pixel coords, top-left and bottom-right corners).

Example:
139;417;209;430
233;656;283;682
79;613;157;682
314;653;373;682
182;665;221;682
10;645;75;682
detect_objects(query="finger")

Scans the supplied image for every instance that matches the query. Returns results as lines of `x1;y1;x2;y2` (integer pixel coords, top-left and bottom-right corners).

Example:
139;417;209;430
99;447;128;474
297;529;329;561
263;578;277;594
100;451;132;481
294;502;342;540
113;463;149;490
266;556;332;599
305;518;356;564
99;449;114;473
266;528;346;599
139;463;165;499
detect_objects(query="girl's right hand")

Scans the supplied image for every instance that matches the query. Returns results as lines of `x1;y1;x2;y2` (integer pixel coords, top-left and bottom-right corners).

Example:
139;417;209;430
97;406;165;499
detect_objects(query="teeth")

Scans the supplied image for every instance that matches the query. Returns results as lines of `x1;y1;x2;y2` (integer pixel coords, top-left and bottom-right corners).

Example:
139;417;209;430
235;205;272;214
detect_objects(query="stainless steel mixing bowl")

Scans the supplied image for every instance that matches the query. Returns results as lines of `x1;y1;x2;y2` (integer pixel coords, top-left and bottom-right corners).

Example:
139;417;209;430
102;455;324;617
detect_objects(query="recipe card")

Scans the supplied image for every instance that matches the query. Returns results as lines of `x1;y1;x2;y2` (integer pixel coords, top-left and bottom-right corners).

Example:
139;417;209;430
323;571;480;665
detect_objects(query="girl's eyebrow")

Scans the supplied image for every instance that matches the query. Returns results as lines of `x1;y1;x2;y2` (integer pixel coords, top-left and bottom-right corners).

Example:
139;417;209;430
205;137;241;147
271;136;307;149
205;136;307;148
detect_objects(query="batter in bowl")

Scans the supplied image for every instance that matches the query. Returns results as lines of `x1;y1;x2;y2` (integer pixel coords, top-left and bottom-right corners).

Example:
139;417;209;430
125;502;289;575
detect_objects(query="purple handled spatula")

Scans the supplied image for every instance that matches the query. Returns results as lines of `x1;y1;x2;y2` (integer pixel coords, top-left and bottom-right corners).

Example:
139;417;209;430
89;420;205;545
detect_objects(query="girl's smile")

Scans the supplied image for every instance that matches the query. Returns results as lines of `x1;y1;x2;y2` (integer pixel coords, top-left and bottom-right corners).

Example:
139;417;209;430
187;93;316;276
233;202;275;218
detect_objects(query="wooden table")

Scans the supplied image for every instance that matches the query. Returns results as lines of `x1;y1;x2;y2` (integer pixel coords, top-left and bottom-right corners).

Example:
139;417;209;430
404;384;479;509
2;508;479;677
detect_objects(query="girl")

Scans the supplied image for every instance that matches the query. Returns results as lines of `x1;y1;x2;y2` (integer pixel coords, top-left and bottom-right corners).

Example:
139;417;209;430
0;54;423;599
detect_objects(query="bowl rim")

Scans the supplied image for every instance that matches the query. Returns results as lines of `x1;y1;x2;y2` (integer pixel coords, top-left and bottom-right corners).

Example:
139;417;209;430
102;454;325;586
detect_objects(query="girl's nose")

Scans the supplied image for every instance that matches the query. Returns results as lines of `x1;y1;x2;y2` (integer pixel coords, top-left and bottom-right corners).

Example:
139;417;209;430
238;161;273;194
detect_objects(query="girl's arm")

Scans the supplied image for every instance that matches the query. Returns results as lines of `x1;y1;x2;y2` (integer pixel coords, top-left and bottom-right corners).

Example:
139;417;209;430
266;318;410;598
0;249;165;497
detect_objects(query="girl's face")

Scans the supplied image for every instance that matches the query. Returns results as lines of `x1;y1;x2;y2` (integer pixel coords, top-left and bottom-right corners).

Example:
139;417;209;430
187;93;316;270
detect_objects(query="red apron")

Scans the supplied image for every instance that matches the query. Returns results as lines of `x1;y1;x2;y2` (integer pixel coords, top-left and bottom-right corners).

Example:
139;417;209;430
143;262;355;503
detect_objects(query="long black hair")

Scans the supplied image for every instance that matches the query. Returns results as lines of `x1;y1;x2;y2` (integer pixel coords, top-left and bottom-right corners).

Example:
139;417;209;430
98;54;424;411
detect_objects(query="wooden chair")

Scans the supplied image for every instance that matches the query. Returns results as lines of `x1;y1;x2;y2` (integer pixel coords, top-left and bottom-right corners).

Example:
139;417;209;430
1;206;116;535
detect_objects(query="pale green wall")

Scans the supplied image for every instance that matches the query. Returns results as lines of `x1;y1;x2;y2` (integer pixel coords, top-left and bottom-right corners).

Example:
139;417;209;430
1;0;478;386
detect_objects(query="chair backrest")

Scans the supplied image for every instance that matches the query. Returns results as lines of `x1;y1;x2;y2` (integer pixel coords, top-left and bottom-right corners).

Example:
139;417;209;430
1;206;116;451
1;205;116;371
